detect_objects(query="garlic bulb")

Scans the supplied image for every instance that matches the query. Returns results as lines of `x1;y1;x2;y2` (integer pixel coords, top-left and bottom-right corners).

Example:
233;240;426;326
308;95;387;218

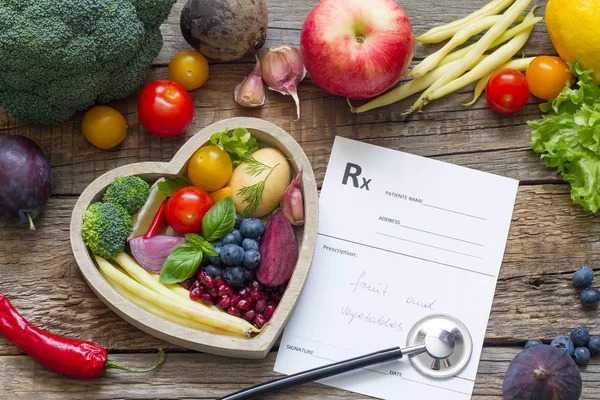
261;46;306;119
281;170;304;226
234;56;265;108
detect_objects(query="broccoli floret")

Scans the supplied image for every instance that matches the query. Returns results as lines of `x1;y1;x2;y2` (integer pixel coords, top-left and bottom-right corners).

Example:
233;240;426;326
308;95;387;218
102;176;150;215
82;202;133;259
0;0;176;125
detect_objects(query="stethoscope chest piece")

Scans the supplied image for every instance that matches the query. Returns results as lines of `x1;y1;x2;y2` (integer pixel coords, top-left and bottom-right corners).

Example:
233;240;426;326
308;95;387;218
406;313;473;379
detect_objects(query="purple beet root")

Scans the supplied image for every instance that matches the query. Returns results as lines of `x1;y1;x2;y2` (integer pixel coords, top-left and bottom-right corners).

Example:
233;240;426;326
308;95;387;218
503;345;582;400
0;135;52;230
256;210;298;287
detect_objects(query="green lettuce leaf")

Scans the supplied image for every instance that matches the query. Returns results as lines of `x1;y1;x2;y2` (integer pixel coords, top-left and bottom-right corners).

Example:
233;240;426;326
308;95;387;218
210;127;259;167
528;61;600;212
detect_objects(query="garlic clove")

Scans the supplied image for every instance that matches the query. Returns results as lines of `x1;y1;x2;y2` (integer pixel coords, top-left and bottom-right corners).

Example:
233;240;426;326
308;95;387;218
281;170;304;226
234;56;265;108
261;46;306;120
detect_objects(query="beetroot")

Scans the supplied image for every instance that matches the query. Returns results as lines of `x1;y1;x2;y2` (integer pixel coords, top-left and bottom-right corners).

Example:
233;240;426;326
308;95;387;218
256;210;298;287
503;345;582;400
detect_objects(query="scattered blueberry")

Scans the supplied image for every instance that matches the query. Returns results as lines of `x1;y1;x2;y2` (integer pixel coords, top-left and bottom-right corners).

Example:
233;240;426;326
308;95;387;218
211;239;223;248
587;336;600;356
208;246;222;266
220;244;244;266
580;287;600;306
240;218;265;239
234;213;243;229
204;264;223;277
574;346;591;365
244;268;256;282
243;249;261;270
524;339;543;349
223;230;243;246
224;266;245;288
571;327;590;347
573;266;595;289
242;238;259;251
550;336;576;356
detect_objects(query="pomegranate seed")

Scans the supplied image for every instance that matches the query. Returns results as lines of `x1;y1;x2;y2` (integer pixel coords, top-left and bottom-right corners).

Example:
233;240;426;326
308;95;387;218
181;278;195;290
201;293;215;305
214;276;226;288
217;296;231;309
237;299;252;311
189;286;202;301
231;294;241;306
264;305;275;320
278;282;288;294
209;287;218;297
227;306;243;317
243;310;256;322
250;289;263;301
254;313;267;329
250;280;263;290
270;293;282;305
255;300;267;313
218;284;234;297
203;274;215;289
238;287;251;299
197;271;207;281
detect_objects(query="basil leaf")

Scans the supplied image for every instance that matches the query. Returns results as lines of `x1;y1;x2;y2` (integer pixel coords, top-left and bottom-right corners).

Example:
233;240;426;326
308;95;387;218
202;196;236;242
201;241;218;257
157;176;191;197
185;234;205;249
159;244;203;284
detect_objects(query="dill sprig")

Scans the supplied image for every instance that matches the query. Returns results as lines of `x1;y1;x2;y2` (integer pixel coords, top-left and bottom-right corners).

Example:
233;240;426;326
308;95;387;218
238;155;280;216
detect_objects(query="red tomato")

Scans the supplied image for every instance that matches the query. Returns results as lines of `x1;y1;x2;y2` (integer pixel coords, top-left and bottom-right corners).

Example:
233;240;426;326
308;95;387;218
165;187;213;234
138;80;194;137
485;69;530;115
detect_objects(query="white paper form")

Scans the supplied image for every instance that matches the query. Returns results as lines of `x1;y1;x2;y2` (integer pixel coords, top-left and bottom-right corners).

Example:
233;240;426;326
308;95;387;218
274;137;519;399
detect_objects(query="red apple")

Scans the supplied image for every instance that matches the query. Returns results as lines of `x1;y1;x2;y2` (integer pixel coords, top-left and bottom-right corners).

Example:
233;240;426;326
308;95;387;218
300;0;414;100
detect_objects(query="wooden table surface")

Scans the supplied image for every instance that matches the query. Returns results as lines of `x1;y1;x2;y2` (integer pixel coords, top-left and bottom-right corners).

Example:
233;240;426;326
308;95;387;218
1;0;599;399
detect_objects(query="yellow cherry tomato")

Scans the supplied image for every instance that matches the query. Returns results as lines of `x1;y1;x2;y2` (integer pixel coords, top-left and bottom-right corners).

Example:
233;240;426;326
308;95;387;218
81;105;127;149
209;187;233;204
526;56;573;101
187;145;233;192
168;50;209;91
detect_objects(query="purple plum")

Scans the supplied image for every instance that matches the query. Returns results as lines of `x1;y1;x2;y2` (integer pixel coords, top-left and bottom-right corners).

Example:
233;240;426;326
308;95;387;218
0;135;52;230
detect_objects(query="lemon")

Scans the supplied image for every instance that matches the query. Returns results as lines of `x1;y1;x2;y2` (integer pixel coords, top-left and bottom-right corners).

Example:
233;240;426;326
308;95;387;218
546;0;600;82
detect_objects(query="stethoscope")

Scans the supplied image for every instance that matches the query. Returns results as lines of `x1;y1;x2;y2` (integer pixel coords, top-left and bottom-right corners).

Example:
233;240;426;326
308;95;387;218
220;313;473;400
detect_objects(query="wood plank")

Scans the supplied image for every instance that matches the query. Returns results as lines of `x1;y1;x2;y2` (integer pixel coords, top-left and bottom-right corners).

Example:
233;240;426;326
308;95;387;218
0;347;597;399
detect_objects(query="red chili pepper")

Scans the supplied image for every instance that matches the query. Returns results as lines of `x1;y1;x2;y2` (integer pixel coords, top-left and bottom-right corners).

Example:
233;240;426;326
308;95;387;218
0;293;164;379
143;199;168;239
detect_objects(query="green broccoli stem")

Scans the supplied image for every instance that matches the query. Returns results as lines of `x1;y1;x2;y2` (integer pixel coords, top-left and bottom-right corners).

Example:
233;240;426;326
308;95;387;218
26;212;35;231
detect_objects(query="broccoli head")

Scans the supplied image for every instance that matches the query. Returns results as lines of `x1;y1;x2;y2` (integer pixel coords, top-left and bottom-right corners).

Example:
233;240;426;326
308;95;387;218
82;202;133;259
103;176;150;215
0;0;176;125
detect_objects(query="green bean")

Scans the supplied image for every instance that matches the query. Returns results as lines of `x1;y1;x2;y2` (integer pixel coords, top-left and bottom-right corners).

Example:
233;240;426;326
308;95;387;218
428;11;536;103
416;0;515;43
411;15;505;78
408;0;531;113
439;15;541;67
462;57;534;106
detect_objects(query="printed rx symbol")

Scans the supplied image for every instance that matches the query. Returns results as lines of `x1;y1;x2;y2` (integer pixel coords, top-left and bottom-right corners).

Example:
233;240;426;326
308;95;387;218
342;163;371;190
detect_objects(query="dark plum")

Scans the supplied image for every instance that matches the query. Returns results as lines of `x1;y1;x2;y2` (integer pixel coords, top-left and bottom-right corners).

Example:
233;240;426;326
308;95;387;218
0;135;52;230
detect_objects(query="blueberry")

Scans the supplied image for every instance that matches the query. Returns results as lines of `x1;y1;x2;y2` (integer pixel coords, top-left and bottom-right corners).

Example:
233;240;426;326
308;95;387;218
220;244;244;266
234;214;243;229
587;336;600;355
550;336;575;356
224;266;245;288
573;266;595;289
571;327;590;347
240;218;265;239
580;287;600;306
574;347;591;365
211;239;223;248
244;268;256;282
524;339;543;349
208;247;222;266
242;238;259;251
205;264;223;277
223;230;243;246
243;249;261;270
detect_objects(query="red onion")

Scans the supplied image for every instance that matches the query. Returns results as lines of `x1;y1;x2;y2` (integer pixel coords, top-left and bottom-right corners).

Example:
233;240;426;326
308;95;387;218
129;235;186;273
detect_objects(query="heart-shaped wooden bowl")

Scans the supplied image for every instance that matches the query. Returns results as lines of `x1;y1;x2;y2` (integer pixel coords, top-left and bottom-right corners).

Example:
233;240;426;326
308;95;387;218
70;117;318;359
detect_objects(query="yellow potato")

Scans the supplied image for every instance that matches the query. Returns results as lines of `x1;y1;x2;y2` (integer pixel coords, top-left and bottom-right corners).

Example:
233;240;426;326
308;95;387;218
229;148;291;218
